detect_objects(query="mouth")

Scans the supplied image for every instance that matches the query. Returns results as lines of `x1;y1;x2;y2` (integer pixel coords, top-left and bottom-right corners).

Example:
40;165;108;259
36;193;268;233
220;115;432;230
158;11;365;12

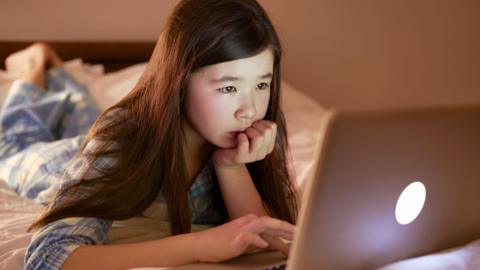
229;127;250;138
233;127;249;133
229;131;241;137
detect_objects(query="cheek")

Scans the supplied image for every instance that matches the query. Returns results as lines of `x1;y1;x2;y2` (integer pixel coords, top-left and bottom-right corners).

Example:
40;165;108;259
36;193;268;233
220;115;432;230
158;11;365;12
204;104;231;132
188;95;232;133
257;93;271;118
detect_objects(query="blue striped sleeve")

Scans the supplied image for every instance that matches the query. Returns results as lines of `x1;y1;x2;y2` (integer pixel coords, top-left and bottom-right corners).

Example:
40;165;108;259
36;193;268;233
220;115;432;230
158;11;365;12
23;138;117;270
24;217;112;270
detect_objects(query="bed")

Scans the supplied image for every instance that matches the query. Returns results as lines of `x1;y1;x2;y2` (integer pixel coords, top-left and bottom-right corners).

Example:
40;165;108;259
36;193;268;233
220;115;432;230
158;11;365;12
0;42;479;269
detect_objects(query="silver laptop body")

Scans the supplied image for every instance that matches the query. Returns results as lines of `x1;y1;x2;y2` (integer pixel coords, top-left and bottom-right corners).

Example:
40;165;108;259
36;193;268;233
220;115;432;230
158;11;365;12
288;105;480;270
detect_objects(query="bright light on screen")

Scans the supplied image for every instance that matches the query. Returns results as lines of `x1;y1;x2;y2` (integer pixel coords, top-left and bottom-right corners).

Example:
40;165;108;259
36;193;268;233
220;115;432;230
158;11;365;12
395;181;426;225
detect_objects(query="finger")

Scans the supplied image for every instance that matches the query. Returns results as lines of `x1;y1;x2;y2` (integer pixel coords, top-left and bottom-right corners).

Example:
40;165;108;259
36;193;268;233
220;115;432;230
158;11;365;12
243;245;264;255
269;123;277;153
243;245;258;254
261;216;296;234
236;132;250;158
254;121;277;154
239;232;269;250
252;121;272;135
244;216;296;236
262;234;291;257
268;136;275;154
245;127;265;156
252;121;273;155
262;228;294;241
233;214;259;226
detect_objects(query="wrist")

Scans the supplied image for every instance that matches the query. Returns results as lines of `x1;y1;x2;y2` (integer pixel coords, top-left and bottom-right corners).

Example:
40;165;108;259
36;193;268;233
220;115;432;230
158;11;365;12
213;162;245;172
190;230;207;263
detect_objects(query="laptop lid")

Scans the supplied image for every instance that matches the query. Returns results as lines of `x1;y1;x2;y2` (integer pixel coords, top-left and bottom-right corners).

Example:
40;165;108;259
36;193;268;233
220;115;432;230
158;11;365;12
288;105;480;270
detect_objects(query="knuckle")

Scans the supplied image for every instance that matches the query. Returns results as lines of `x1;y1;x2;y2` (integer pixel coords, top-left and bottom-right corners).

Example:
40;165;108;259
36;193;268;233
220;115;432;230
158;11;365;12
239;231;248;238
241;214;258;224
236;232;248;243
246;129;257;137
259;215;270;224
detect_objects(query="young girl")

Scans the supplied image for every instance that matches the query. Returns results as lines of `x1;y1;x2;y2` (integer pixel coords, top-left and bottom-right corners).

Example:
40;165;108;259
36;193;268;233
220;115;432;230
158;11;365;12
1;0;299;269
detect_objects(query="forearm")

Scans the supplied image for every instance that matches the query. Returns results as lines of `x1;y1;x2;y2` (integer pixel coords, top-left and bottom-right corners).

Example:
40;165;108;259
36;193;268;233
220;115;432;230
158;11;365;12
214;164;269;220
61;232;198;270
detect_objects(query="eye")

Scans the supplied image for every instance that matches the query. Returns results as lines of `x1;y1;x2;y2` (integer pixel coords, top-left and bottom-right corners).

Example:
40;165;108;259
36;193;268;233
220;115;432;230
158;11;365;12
257;82;270;90
218;86;237;94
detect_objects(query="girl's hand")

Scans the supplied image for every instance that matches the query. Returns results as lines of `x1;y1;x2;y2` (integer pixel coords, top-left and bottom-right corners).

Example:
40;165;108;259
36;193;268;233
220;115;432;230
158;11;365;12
212;120;277;169
192;214;295;263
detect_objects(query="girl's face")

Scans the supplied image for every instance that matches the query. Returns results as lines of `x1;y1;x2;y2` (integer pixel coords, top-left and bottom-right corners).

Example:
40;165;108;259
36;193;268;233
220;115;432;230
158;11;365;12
185;47;274;149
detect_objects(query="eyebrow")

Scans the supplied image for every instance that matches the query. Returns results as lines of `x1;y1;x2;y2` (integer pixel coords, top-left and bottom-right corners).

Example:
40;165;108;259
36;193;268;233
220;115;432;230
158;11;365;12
210;72;273;83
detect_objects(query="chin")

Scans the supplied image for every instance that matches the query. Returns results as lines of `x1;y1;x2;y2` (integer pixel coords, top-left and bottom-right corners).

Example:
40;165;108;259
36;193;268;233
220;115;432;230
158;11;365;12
211;134;237;149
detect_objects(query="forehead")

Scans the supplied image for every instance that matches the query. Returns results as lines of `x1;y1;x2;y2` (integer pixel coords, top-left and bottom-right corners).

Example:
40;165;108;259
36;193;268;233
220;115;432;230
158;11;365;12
196;47;274;80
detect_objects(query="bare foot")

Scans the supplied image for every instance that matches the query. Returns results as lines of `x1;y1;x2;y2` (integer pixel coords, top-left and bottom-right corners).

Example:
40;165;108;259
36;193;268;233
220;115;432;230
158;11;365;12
4;42;63;89
44;43;63;68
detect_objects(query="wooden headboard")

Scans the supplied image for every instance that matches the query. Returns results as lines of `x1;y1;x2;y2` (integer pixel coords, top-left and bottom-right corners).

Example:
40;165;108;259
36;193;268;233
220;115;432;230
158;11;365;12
0;41;156;72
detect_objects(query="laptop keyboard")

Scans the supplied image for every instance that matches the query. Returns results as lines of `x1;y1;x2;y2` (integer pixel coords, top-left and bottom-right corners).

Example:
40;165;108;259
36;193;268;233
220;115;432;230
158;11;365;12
263;263;286;270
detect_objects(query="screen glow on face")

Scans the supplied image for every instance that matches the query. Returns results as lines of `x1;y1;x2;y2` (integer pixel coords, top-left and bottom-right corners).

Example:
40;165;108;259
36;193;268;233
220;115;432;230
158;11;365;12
395;181;427;225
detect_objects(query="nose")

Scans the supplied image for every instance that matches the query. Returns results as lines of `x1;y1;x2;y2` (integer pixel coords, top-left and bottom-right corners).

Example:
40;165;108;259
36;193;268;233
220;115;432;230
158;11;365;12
235;94;257;124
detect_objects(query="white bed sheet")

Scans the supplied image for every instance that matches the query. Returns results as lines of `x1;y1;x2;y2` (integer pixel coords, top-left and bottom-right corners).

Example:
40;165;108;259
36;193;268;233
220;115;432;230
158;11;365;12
0;60;478;269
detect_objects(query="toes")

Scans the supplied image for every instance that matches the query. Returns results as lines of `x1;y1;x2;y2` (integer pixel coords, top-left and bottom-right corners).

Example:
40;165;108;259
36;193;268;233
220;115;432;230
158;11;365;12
34;42;63;67
4;43;48;88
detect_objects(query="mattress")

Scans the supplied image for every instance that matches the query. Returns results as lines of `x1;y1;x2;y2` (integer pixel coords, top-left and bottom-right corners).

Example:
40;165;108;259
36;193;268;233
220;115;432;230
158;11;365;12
0;59;478;270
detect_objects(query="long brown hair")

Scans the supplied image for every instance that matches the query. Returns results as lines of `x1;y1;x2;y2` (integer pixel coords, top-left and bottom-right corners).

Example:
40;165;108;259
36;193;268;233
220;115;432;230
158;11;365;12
28;0;298;235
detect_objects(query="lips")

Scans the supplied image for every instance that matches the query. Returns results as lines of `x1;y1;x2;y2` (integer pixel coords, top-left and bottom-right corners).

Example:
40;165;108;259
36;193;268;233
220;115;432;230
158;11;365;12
229;131;241;137
230;130;247;137
229;127;250;138
233;126;250;133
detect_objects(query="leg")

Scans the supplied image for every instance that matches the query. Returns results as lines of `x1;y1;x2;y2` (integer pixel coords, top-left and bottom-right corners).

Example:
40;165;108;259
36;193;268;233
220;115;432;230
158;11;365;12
44;66;101;139
0;43;99;159
0;43;96;201
0;134;87;204
4;42;62;89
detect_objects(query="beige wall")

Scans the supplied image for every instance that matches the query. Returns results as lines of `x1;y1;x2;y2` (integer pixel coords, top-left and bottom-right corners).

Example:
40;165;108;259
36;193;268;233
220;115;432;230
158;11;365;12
1;0;479;110
262;0;480;110
0;0;177;41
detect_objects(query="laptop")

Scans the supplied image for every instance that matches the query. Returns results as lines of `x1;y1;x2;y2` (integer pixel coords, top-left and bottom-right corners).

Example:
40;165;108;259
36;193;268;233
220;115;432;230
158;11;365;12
173;104;480;270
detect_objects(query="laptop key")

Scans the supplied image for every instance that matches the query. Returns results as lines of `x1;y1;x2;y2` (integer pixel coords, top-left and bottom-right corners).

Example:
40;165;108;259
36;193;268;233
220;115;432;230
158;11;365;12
263;263;286;270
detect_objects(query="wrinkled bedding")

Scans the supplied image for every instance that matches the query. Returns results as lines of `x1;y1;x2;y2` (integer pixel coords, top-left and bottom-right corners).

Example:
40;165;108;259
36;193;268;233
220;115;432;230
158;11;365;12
0;59;478;269
0;59;326;269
